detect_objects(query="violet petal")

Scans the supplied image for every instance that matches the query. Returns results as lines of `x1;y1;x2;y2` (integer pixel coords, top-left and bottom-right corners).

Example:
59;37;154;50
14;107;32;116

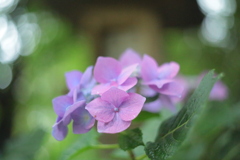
97;114;131;134
91;83;111;95
85;98;115;123
101;87;129;107
151;82;184;97
65;71;82;90
52;95;73;117
119;93;146;121
119;48;142;67
72;107;95;134
62;100;86;125
94;57;122;83
157;62;180;79
117;64;138;85
80;66;94;88
141;54;159;82
119;77;138;91
52;120;68;141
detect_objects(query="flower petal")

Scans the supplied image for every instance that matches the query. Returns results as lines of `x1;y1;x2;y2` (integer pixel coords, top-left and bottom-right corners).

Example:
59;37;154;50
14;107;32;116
143;79;174;89
118;64;138;85
119;48;142;67
119;93;146;121
158;62;179;79
140;85;157;97
62;100;86;125
52;120;68;141
143;95;176;113
160;95;176;112
71;106;95;134
80;66;94;88
85;98;115;122
143;98;162;113
119;77;138;91
97;114;131;133
152;82;184;97
91;83;111;95
210;81;228;100
52;95;73;117
94;57;122;83
141;54;158;82
65;70;82;90
101;87;129;107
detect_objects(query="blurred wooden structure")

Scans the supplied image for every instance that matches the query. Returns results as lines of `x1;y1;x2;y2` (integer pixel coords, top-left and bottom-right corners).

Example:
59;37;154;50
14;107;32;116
42;0;204;60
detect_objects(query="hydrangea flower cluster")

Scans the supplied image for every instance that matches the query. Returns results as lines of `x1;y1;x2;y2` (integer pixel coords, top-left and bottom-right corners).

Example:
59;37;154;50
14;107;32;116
52;49;184;140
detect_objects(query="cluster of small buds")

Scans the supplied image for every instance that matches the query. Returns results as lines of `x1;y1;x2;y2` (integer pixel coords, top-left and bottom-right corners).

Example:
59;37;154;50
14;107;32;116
52;48;185;141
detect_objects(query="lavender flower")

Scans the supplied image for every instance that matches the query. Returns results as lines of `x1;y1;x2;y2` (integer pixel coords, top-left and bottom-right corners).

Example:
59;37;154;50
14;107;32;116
52;98;94;140
91;57;138;95
52;66;96;141
141;54;183;97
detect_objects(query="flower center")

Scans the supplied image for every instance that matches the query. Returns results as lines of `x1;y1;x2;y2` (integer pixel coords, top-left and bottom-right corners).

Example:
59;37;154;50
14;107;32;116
113;107;119;112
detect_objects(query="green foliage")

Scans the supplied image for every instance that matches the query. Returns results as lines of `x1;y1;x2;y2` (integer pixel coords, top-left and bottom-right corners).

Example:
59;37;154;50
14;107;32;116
118;128;144;151
144;70;222;160
59;129;99;160
168;103;240;160
133;111;160;122
1;129;45;160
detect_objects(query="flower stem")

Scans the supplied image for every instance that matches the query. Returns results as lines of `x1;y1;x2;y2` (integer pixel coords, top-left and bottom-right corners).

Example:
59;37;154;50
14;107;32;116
128;150;136;160
91;144;119;149
136;154;147;160
69;144;119;159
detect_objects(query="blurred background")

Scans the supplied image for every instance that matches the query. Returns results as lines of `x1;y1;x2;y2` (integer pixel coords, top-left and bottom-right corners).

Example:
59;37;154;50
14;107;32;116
0;0;239;159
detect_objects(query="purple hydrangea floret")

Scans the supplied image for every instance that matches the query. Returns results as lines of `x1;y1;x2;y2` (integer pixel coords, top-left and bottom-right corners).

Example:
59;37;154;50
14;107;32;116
141;54;183;97
52;66;96;141
92;57;138;95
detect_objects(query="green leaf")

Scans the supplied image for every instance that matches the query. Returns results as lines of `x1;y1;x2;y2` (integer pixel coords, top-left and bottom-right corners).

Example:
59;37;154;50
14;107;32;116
168;103;240;160
144;70;222;160
60;129;99;160
118;128;144;151
133;111;160;122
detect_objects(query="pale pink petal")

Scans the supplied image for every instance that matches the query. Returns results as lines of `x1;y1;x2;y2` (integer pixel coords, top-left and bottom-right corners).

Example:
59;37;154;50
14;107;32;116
143;95;176;113
118;77;138;91
101;87;128;107
119;93;146;121
94;57;122;83
152;82;184;97
210;81;228;100
141;54;158;82
140;85;157;97
157;62;180;79
118;64;138;84
91;83;111;95
119;48;142;67
143;79;174;89
97;114;131;133
85;98;115;122
65;71;82;90
143;99;162;113
52;95;73;117
160;95;176;112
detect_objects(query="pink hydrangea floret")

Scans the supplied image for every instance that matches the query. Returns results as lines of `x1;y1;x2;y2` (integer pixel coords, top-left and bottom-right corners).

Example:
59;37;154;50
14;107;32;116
86;87;146;133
